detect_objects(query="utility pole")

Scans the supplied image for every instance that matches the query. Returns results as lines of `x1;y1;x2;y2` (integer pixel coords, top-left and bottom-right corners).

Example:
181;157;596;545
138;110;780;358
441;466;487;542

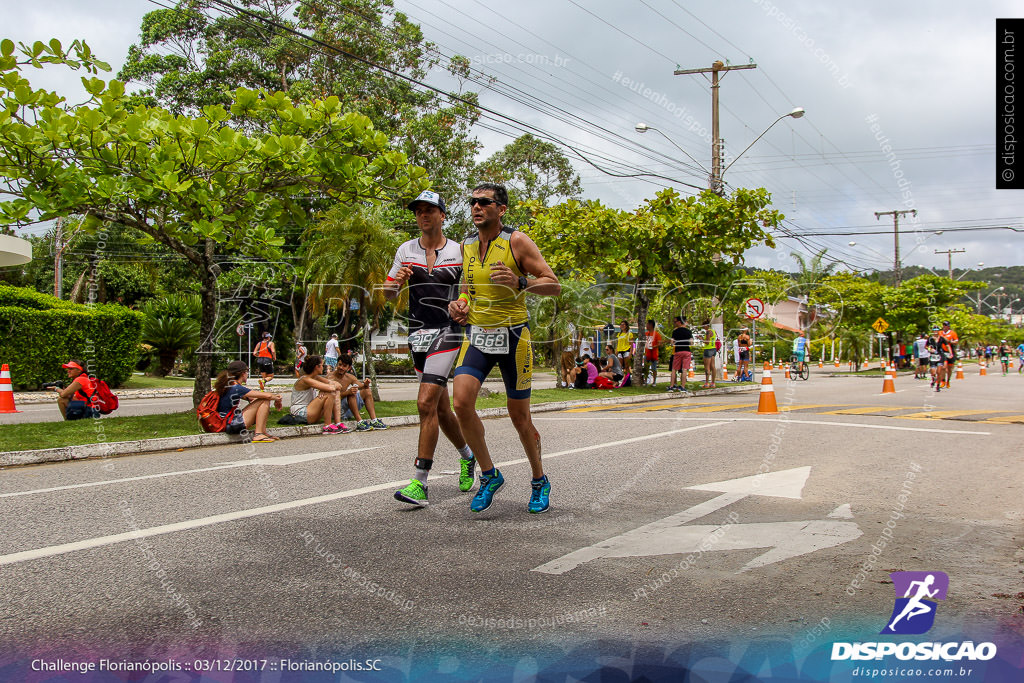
674;60;757;195
874;209;916;286
933;248;965;279
53;216;64;299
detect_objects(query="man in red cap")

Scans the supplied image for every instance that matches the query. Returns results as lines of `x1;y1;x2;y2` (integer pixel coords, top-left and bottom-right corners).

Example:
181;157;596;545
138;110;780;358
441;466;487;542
48;360;97;420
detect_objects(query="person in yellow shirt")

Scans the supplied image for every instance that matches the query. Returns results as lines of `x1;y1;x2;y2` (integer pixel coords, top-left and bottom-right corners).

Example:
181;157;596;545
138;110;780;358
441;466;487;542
448;182;561;514
700;320;718;389
616;319;635;369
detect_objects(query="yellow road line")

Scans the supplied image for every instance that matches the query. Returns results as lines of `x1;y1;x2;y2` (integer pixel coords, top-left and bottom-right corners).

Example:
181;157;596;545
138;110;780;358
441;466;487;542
896;410;1001;421
817;406;916;415
980;415;1024;424
671;403;758;413
616;403;690;413
563;403;639;413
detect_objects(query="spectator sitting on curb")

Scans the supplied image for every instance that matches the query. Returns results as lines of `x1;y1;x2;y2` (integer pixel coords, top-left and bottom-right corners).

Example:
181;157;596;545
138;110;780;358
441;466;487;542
214;360;283;443
47;360;97;420
599;344;624;384
291;355;348;434
568;354;598;389
330;354;387;432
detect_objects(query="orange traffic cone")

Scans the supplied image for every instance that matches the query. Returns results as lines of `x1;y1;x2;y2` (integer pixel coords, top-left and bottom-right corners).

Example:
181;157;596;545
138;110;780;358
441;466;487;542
980;361;987;376
882;365;896;394
0;364;20;413
722;366;730;381
757;362;779;414
688;365;695;380
955;361;964;380
818;359;823;369
784;363;791;380
834;359;840;369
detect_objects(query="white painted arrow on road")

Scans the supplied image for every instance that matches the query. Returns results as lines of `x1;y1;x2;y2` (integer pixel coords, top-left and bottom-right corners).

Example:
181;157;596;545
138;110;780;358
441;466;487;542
532;466;862;574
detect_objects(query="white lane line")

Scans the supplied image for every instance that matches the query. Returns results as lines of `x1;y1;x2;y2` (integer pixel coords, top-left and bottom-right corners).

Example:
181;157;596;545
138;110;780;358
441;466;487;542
0;447;381;499
533;416;990;435
0;424;726;566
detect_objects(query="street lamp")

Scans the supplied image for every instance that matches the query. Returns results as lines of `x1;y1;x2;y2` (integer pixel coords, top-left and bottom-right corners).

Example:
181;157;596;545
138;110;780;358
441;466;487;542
635;107;804;194
634;123;710;175
719;107;805;183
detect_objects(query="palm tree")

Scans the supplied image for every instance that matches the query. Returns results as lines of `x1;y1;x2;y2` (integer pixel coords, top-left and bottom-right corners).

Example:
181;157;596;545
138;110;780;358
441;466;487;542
141;294;202;376
304;203;405;398
791;249;839;297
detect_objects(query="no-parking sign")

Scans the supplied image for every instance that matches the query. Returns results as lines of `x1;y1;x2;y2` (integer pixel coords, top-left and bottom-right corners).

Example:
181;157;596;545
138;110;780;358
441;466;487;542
745;298;765;319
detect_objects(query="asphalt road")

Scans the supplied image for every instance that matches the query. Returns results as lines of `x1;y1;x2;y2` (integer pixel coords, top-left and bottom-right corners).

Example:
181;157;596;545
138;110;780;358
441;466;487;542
1;372;1021;678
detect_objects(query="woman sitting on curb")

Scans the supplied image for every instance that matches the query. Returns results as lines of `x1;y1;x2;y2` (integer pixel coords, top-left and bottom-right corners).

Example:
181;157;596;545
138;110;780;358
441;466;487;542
291;355;349;433
215;360;283;443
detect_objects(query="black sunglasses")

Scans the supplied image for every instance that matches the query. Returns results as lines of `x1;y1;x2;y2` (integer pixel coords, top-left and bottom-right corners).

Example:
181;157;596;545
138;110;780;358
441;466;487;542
468;197;502;207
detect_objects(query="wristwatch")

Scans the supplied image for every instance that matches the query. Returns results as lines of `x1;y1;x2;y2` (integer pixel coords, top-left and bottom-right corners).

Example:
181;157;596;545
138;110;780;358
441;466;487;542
518;276;528;291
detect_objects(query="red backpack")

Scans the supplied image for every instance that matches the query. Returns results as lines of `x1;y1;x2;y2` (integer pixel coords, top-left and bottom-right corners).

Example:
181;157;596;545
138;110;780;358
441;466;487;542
197;390;233;433
87;376;119;415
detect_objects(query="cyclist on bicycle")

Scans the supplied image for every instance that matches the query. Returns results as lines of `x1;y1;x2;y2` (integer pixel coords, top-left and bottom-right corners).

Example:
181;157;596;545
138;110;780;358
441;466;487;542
791;331;808;376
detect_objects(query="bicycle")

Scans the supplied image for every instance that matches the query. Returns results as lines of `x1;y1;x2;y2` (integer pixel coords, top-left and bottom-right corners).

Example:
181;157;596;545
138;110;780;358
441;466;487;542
789;356;809;381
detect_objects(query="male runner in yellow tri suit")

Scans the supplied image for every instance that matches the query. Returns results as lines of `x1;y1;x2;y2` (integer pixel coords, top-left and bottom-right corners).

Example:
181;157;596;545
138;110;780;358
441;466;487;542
448;182;561;513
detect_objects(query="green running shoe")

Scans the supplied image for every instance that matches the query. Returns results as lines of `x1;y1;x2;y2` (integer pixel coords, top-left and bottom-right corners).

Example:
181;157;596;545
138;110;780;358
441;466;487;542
529;475;551;514
394;479;428;506
370;418;388;430
355;420;373;432
458;456;476;492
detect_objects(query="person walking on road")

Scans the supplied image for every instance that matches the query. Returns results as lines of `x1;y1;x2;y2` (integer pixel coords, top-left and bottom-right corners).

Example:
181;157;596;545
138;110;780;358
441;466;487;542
914;333;929;380
448;182;561;514
294;340;307;379
253;332;276;390
700;321;717;389
939;321;959;389
643;319;663;386
324;333;340;371
667;316;692;392
736;326;752;382
385;190;475;507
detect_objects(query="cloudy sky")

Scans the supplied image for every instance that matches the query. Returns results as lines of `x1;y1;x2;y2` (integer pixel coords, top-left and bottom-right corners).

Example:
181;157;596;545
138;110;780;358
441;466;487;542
6;0;1020;274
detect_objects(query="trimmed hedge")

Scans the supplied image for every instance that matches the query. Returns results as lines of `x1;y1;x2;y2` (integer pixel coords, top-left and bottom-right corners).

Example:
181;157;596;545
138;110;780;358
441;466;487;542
0;285;143;389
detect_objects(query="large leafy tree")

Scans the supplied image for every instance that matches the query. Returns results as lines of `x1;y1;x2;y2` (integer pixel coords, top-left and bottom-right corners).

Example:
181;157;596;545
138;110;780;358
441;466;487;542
525;187;781;383
119;0;481;335
474;133;582;229
0;39;428;404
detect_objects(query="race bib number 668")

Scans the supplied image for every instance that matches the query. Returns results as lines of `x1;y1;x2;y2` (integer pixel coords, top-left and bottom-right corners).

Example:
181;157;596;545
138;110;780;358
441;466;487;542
470;327;510;355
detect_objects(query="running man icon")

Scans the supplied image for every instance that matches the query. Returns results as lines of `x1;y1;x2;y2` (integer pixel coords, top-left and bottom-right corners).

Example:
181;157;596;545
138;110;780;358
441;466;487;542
881;571;949;635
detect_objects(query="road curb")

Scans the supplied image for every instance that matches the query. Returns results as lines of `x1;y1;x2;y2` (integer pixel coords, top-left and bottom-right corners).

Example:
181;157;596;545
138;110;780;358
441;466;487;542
1;385;759;467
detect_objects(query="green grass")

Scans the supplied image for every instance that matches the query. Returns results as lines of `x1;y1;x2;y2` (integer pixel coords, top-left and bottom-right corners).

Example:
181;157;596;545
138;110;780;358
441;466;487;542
120;374;197;390
2;380;753;452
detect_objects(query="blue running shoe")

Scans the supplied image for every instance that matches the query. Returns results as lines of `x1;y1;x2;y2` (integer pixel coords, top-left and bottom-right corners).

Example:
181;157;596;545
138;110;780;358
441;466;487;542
470;468;504;512
529;475;551;514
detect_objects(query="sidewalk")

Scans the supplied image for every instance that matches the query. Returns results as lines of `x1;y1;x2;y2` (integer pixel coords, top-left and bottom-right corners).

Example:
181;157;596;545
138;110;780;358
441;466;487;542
1;384;759;467
12;373;559;405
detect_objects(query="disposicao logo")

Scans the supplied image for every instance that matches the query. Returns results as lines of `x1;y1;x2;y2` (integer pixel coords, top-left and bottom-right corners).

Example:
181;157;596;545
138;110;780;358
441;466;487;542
831;571;997;662
882;570;948;635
